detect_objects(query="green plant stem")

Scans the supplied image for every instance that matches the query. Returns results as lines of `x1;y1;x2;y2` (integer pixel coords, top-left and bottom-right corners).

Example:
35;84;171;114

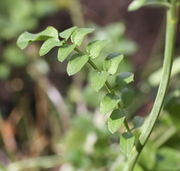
74;47;131;132
124;1;179;171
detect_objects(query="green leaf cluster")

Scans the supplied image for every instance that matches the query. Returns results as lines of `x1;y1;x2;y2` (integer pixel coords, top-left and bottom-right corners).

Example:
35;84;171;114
17;25;137;157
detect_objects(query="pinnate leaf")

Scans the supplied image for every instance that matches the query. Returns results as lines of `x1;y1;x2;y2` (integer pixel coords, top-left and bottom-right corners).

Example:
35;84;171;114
89;71;108;92
107;109;125;134
17;26;59;49
59;26;77;41
120;132;135;156
71;28;94;46
39;38;62;56
57;44;76;62
100;93;120;114
103;53;124;75
67;54;89;76
86;40;107;59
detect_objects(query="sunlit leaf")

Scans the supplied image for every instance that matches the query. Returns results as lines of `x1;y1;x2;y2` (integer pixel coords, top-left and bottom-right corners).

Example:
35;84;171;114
57;44;76;62
103;53;124;75
100;93;120;114
71;28;94;46
59;26;77;41
108;109;125;134
86;40;107;59
89;71;108;92
67;54;89;75
17;26;58;49
39;38;62;56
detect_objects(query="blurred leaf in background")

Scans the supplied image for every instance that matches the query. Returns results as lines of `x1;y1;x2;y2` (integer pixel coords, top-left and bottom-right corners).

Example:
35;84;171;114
0;0;58;39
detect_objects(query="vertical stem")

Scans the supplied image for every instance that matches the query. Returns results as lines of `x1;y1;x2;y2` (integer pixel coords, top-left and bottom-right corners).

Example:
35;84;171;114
124;1;179;171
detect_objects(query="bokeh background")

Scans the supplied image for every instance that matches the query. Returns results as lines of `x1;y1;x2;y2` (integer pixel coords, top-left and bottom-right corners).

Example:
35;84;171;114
0;0;180;171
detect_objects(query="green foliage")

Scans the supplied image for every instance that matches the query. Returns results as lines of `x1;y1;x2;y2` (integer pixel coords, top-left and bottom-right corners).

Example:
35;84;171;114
120;132;135;156
4;45;27;66
0;0;57;39
117;72;134;84
67;54;89;76
17;25;136;137
71;28;94;46
103;53;124;75
14;0;180;170
100;93;120;114
17;26;59;49
57;44;76;62
0;64;11;80
132;116;144;129
17;26;136;163
86;40;107;59
89;71;108;92
39;38;62;56
157;147;180;170
128;0;146;11
59;26;77;41
107;109;125;134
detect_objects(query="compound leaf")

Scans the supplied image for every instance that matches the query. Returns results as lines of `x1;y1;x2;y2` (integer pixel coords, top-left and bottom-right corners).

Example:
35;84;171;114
132;116;144;129
67;54;89;75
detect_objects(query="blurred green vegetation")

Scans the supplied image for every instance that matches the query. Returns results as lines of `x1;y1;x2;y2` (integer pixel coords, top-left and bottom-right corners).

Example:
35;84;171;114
0;0;180;171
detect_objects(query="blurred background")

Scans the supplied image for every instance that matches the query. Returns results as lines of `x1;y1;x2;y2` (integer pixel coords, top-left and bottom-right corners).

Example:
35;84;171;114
0;0;180;170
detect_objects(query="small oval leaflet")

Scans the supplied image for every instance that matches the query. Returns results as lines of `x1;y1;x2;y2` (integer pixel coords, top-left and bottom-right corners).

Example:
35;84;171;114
121;87;134;108
120;132;135;157
59;26;77;41
107;109;125;134
57;44;76;62
103;53;124;75
71;28;95;46
86;40;107;59
39;38;62;56
67;53;89;76
100;93;120;114
89;71;109;92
